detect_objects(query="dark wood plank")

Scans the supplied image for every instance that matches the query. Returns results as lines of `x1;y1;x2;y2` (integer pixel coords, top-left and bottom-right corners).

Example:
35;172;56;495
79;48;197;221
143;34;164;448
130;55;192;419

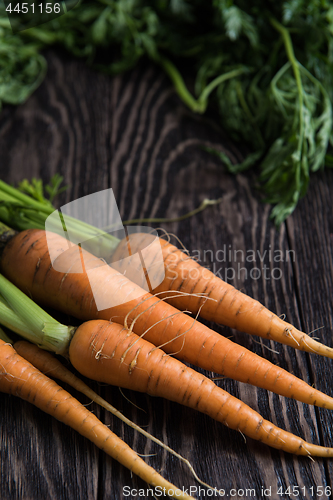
1;49;333;500
286;169;333;488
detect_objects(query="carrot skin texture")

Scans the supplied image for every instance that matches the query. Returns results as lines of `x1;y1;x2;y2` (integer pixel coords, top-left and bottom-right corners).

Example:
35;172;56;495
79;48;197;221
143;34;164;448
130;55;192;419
68;320;333;458
111;233;333;357
13;340;99;401
0;339;194;500
2;228;333;410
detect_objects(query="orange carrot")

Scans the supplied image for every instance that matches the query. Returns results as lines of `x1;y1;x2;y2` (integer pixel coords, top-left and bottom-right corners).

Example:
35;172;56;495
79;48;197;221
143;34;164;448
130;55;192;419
0;338;195;500
2;228;333;409
111;232;331;355
53;319;333;457
13;339;217;491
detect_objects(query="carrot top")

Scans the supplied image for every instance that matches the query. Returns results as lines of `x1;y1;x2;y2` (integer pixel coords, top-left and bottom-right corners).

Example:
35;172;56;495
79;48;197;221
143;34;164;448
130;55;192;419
0;274;74;354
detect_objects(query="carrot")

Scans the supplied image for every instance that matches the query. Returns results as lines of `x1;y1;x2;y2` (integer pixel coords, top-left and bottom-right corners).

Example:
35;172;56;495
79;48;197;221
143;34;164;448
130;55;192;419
13;339;216;491
111;231;331;356
46;319;333;457
0;338;196;500
2;228;333;410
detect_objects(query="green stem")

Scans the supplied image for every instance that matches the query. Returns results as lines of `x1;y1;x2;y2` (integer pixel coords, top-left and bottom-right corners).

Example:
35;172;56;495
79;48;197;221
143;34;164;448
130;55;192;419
157;56;205;113
0;177;222;255
0;297;42;345
197;67;249;112
0;180;53;215
0;199;120;258
122;198;222;225
270;18;304;158
270;17;305;197
157;55;248;115
0;274;74;355
0;180;112;240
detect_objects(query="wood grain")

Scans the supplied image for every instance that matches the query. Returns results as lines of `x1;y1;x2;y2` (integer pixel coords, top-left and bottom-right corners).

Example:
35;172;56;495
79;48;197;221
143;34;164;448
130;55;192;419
1;49;333;500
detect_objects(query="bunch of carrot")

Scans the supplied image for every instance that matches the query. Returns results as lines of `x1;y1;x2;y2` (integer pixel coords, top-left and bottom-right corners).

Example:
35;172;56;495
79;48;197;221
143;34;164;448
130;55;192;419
0;177;331;359
1;177;333;495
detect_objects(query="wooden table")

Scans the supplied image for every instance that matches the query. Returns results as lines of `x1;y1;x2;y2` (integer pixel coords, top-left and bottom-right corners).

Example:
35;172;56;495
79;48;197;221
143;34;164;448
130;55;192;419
1;50;333;500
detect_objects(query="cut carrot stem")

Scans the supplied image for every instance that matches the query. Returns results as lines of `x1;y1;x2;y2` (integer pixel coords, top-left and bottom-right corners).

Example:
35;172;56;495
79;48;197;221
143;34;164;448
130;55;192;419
0;339;196;500
0;326;13;344
0;273;74;354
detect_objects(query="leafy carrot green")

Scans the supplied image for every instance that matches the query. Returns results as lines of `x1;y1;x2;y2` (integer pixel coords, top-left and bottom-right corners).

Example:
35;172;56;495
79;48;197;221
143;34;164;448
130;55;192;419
1;1;333;221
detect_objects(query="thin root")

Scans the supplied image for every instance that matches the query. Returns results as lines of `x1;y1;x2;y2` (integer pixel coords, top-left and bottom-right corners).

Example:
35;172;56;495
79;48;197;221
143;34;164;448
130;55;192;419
158;229;189;253
251;338;280;355
124;289;216;333
307;325;325;337
286;328;300;347
301;336;317;354
238;429;247;444
118;387;147;413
